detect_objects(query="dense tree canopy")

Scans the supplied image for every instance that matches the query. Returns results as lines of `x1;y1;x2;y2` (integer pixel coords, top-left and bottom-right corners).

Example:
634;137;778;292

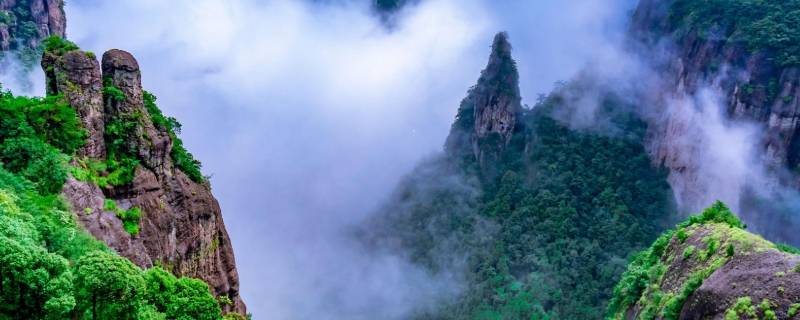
0;88;234;319
370;88;675;319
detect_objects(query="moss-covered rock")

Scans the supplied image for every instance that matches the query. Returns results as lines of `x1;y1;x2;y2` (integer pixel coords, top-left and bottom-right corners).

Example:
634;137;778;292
608;202;800;319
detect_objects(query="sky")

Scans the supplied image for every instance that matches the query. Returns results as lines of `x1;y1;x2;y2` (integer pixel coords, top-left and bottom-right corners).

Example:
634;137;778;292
18;0;638;318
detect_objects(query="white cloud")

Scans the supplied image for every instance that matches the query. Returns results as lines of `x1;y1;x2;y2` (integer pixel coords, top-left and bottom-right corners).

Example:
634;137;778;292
59;0;635;318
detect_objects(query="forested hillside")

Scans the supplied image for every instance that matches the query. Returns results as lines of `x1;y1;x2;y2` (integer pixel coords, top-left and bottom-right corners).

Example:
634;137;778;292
365;33;676;319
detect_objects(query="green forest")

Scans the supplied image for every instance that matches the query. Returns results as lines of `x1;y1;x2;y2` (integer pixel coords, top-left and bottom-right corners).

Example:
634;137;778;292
670;0;800;66
371;85;677;319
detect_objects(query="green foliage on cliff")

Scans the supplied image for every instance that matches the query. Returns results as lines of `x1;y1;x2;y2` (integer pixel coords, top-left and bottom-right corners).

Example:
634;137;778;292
670;0;800;66
605;202;790;320
0;91;84;195
0;88;228;319
103;199;142;236
375;90;674;319
42;36;79;56
143;91;205;183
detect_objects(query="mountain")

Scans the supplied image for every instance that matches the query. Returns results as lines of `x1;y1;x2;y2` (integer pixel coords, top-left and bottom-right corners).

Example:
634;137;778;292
43;43;247;314
631;0;800;242
608;202;800;319
0;4;247;316
365;31;675;319
0;0;64;64
366;0;800;319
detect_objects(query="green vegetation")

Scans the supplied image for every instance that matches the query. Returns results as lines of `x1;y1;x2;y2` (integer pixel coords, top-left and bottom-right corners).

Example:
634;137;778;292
104;199;142;235
789;303;800;317
0;86;227;318
759;299;777;320
606;202;796;319
42;35;79;56
377;89;673;319
606;202;744;319
1;6;71;68
0;90;84;194
776;243;800;255
683;245;695;259
725;297;757;320
143;91;205;183
670;0;800;66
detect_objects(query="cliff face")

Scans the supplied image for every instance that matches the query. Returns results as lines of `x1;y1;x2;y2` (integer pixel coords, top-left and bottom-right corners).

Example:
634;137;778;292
445;32;522;170
0;0;65;51
43;46;246;314
631;0;800;212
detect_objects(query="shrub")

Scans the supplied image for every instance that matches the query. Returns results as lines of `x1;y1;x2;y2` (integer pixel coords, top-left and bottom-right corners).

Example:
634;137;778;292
679;201;745;229
670;0;800;66
104;199;142;235
776;243;800;255
683;245;695;259
42;36;79;56
0;137;69;194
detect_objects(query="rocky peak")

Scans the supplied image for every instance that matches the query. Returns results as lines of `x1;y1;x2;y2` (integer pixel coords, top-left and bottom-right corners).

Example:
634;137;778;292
445;32;522;169
41;46;105;158
46;44;247;315
0;0;65;51
101;49;173;174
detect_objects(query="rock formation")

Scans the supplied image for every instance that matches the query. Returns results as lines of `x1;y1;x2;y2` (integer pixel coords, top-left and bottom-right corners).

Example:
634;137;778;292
0;0;65;51
631;0;800;207
445;32;522;170
43;45;247;315
611;205;800;319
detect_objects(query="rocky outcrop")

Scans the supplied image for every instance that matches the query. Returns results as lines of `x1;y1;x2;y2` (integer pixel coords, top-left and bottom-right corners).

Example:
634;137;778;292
41;49;105;158
626;0;800;217
101;49;173;174
0;0;65;51
617;220;800;319
46;46;247;314
445;32;522;169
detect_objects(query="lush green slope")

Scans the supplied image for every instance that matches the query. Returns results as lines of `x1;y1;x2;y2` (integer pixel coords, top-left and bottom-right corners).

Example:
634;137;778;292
0;74;237;319
607;202;800;320
670;0;800;66
370;87;675;319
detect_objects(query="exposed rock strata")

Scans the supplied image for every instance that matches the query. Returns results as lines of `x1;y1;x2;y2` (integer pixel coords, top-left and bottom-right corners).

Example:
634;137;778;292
0;0;65;51
445;32;522;170
630;0;800;214
45;47;247;314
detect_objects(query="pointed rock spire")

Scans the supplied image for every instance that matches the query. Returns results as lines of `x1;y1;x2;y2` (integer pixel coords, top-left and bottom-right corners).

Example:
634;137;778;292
445;32;522;167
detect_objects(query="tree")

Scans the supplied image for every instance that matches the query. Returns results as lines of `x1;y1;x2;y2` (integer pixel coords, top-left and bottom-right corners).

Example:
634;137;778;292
143;266;222;320
0;236;74;319
0;137;68;194
73;251;146;320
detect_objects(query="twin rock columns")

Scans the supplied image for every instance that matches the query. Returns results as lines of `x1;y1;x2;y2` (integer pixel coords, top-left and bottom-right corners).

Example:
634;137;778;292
44;48;247;314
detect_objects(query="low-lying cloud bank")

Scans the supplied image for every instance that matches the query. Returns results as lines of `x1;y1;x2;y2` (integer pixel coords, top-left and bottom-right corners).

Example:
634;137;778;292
0;0;638;318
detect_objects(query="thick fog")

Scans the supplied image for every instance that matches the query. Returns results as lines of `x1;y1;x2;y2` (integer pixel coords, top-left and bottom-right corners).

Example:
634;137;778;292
0;0;794;318
51;0;638;318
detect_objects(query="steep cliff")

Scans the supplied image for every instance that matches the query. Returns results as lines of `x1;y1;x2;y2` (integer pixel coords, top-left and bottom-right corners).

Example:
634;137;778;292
0;0;64;57
41;39;247;315
608;202;800;320
445;32;523;173
631;0;800;211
